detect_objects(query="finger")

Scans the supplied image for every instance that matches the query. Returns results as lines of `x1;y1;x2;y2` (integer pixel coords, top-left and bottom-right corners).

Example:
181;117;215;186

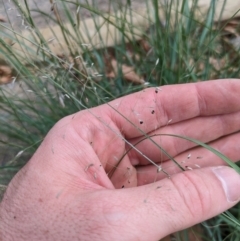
128;111;240;165
102;166;240;241
103;79;240;138
70;79;240;171
136;131;240;185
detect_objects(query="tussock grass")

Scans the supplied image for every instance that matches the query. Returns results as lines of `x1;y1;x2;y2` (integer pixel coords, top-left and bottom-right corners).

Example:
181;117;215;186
0;0;240;240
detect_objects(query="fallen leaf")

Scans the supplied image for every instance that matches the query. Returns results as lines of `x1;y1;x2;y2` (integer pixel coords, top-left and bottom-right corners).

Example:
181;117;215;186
108;59;145;84
0;65;12;84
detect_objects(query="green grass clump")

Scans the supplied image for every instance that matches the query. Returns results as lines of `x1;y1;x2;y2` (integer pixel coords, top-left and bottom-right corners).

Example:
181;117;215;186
0;0;240;240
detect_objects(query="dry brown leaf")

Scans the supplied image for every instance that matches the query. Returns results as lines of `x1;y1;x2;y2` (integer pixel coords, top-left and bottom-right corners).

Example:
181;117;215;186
217;18;240;50
209;57;226;71
220;17;240;33
139;39;152;52
0;65;12;84
223;20;239;29
108;59;145;84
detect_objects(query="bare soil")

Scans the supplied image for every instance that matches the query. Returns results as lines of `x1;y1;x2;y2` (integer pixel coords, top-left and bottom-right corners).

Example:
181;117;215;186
0;0;147;31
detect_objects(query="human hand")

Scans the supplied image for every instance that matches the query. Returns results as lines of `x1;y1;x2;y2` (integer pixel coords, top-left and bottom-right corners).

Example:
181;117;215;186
1;79;240;241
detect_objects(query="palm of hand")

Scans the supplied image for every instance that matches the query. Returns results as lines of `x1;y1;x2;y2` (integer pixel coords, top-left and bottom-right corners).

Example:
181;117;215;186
1;80;240;241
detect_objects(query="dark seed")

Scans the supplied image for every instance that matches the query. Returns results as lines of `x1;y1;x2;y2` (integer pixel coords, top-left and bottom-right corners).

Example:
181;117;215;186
151;110;155;114
140;121;143;124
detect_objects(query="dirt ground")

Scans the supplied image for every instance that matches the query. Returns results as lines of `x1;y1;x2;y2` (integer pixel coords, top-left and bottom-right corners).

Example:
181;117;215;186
0;0;147;31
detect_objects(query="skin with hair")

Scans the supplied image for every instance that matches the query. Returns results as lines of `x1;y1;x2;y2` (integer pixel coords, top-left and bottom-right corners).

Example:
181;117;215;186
1;79;240;241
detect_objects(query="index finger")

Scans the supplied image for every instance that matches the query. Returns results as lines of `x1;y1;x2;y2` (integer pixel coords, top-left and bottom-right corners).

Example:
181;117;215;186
104;79;240;138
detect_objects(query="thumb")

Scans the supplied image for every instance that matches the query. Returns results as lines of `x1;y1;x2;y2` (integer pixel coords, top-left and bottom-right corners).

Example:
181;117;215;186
109;166;240;241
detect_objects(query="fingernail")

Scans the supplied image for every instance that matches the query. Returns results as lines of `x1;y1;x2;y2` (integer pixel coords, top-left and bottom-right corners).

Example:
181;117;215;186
212;166;240;203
